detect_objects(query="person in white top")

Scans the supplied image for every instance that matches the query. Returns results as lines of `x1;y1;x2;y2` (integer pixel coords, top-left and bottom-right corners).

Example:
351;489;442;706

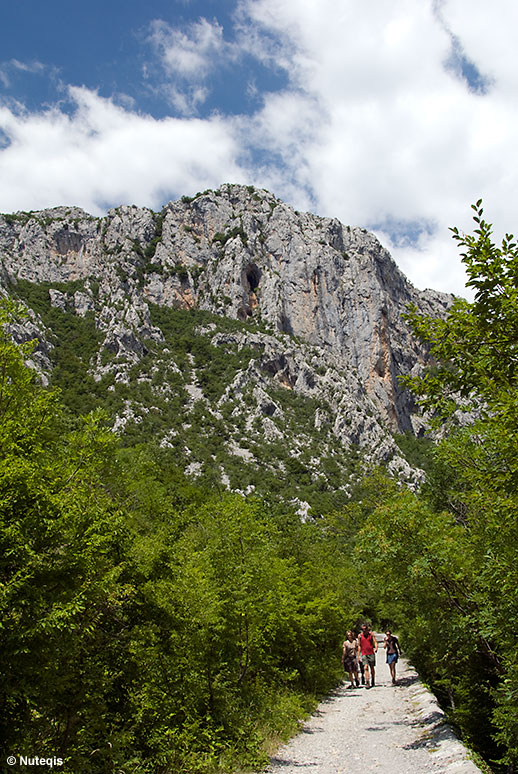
341;630;360;689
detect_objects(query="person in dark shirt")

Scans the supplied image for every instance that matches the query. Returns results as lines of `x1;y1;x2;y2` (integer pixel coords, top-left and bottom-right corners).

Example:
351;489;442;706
384;630;402;684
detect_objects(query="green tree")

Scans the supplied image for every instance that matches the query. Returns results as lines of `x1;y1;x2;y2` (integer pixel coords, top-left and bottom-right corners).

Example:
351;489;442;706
355;479;501;760
392;203;518;770
117;489;359;772
0;301;126;767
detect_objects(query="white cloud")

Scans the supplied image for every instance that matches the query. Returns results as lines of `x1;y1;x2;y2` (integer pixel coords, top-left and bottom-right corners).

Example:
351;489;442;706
0;58;47;89
10;59;46;75
230;0;518;297
146;18;234;114
0;87;246;214
148;18;226;78
162;84;209;115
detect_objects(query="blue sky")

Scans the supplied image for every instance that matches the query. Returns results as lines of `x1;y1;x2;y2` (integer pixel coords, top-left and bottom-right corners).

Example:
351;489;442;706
1;1;517;296
1;1;286;118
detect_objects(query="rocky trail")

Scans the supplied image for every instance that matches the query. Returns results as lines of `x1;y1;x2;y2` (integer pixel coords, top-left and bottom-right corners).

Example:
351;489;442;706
263;639;485;774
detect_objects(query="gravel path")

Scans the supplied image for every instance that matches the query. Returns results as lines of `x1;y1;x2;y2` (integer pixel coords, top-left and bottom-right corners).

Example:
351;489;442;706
263;639;485;774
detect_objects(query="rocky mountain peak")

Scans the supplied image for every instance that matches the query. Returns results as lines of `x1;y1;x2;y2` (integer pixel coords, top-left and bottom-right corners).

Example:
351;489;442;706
0;185;452;502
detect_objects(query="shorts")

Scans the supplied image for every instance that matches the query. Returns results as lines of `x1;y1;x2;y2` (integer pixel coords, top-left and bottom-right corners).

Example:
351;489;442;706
387;653;398;665
361;653;376;667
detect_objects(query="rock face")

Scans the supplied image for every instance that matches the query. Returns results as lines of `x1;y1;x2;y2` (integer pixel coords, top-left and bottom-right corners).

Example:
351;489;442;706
0;185;452;494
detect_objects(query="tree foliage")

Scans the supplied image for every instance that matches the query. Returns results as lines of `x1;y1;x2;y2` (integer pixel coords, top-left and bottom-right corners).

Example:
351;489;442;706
356;204;518;771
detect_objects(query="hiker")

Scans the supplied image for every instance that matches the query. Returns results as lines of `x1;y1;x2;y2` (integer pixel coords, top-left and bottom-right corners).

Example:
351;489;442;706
341;630;360;689
355;628;366;684
357;623;378;688
384;630;401;684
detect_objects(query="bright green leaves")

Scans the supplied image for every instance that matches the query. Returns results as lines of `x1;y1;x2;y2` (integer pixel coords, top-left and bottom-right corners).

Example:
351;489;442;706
0;303;126;767
393;203;518;769
0;301;59;458
452;202;518;327
354;479;503;759
405;202;518;418
120;489;355;772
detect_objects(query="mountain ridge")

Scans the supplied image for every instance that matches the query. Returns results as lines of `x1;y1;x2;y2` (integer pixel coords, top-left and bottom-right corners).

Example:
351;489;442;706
0;184;452;508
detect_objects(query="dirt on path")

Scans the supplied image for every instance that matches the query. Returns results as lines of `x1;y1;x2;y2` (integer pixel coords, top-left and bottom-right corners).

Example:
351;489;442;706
263;641;485;774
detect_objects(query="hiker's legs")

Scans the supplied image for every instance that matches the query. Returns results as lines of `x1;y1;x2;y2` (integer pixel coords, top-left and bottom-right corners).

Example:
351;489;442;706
363;659;370;685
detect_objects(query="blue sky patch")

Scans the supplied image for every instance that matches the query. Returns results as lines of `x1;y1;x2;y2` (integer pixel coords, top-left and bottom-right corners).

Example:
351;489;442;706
444;35;492;95
369;217;437;249
0;0;287;120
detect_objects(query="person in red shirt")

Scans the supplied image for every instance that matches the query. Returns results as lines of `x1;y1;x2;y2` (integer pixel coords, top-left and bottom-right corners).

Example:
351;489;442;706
357;623;378;688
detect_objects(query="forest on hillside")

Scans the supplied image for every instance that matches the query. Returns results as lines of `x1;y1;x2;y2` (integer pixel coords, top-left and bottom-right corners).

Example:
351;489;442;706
2;203;518;773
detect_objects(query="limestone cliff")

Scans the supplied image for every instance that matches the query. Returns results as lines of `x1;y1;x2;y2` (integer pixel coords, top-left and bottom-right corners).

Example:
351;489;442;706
0;185;452;504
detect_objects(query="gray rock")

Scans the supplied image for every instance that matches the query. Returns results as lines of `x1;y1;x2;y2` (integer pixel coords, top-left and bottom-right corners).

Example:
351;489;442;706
0;185;452;484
